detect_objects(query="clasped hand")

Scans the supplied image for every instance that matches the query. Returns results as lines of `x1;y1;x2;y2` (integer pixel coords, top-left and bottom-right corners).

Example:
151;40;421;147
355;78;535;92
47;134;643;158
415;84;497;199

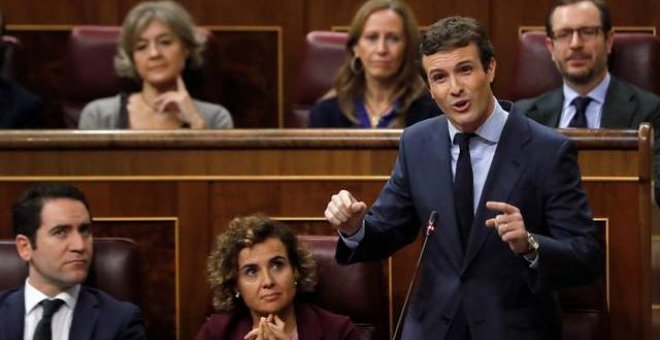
244;314;287;340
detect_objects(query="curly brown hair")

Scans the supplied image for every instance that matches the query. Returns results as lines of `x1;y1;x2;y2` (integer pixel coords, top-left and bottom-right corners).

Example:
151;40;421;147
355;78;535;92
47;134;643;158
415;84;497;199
207;214;317;312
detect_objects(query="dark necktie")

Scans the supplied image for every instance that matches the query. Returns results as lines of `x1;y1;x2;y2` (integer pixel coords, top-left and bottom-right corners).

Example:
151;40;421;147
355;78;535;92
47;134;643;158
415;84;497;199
33;299;64;340
453;133;475;249
568;96;592;128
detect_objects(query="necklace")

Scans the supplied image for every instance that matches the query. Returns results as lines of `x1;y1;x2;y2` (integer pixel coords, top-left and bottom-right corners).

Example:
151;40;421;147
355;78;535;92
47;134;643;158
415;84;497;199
365;101;392;127
369;114;380;128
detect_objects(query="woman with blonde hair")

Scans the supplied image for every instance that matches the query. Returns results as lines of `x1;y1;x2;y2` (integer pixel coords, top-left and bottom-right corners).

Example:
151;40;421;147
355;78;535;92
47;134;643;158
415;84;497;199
196;215;362;340
309;0;442;128
79;1;233;129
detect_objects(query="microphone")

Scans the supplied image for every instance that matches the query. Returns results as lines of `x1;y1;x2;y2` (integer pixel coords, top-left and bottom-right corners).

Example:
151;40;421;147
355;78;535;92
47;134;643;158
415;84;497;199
393;210;438;340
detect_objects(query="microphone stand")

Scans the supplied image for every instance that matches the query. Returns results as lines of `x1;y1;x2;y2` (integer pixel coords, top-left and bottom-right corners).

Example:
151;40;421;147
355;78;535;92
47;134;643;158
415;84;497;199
392;211;438;340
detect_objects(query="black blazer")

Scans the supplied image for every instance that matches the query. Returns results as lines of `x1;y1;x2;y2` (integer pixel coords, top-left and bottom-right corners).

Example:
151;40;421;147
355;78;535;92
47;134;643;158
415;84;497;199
0;286;146;340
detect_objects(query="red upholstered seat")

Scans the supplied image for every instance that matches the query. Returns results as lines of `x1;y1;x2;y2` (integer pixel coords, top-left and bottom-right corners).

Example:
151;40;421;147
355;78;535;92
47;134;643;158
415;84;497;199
61;26;133;128
510;31;660;101
608;32;660;94
289;31;348;127
299;235;388;340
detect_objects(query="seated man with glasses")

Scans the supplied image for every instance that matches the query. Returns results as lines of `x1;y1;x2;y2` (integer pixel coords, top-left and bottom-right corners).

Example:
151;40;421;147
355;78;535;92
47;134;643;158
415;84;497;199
514;0;660;202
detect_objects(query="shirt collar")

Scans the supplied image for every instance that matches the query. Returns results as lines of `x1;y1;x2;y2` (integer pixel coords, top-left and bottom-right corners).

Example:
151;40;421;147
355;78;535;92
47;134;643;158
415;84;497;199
448;97;508;144
24;279;81;315
562;72;611;109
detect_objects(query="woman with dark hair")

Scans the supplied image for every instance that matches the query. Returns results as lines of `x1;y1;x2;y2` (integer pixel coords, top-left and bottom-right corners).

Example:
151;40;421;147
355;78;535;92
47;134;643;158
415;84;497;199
79;1;232;129
308;0;442;128
196;214;362;340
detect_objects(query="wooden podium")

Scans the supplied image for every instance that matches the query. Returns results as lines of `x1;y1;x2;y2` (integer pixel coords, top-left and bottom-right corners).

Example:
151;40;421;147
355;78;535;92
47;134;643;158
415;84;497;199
0;126;651;339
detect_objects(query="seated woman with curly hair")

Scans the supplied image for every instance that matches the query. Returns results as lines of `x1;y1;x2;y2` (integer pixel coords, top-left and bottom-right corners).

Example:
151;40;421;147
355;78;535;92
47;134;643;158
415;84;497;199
196;214;363;340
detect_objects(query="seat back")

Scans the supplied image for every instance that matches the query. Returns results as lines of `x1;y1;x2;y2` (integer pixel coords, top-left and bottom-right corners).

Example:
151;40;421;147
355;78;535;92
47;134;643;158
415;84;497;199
299;235;388;339
0;237;140;305
510;31;660;100
608;33;660;94
0;35;20;80
61;26;135;128
289;31;348;127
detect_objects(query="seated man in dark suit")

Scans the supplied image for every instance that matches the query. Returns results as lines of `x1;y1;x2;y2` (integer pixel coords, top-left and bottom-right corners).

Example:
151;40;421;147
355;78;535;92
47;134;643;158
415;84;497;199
0;183;145;339
514;0;660;204
0;9;43;128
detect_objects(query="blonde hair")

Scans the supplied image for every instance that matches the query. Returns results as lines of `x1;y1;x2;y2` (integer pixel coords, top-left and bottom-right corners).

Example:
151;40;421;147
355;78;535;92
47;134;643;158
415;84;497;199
332;0;426;127
114;0;206;79
206;214;317;312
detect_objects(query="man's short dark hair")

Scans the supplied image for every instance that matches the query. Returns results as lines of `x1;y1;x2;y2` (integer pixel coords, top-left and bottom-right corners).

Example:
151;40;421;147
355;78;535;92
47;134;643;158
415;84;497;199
545;0;612;37
12;183;91;247
421;16;495;71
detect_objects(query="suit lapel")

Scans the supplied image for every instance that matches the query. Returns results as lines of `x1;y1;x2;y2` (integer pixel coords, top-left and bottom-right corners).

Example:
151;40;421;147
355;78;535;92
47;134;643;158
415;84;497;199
528;89;563;127
462;111;530;271
70;288;99;340
600;78;638;128
0;289;25;340
430;118;465;270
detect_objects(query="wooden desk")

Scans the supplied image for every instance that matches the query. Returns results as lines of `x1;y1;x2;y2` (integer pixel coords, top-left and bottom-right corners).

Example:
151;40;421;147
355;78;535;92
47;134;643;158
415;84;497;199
0;127;651;339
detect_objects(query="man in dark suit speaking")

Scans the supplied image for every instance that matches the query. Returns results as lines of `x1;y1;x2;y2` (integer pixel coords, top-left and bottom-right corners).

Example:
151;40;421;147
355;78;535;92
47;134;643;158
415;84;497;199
514;0;660;204
0;183;145;339
324;16;602;339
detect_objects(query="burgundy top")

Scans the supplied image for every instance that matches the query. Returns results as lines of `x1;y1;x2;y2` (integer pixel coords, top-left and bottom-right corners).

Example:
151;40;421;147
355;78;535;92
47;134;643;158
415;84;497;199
195;303;364;340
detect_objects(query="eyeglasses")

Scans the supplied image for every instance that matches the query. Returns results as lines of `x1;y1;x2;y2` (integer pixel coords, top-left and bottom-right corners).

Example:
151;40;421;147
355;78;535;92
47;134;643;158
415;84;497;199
552;26;603;44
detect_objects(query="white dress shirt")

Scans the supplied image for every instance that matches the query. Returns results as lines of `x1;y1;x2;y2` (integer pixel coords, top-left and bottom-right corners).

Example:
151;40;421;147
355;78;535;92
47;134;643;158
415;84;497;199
24;279;80;340
558;72;611;128
447;98;508;213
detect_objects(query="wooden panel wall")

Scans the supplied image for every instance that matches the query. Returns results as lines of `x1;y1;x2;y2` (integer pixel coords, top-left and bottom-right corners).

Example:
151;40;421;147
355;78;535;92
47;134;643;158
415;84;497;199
0;0;657;127
0;128;652;339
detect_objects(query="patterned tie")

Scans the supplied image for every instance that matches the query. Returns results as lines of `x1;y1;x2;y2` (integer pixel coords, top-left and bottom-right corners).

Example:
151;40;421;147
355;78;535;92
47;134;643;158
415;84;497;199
33;299;64;340
568;96;592;128
453;133;475;250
